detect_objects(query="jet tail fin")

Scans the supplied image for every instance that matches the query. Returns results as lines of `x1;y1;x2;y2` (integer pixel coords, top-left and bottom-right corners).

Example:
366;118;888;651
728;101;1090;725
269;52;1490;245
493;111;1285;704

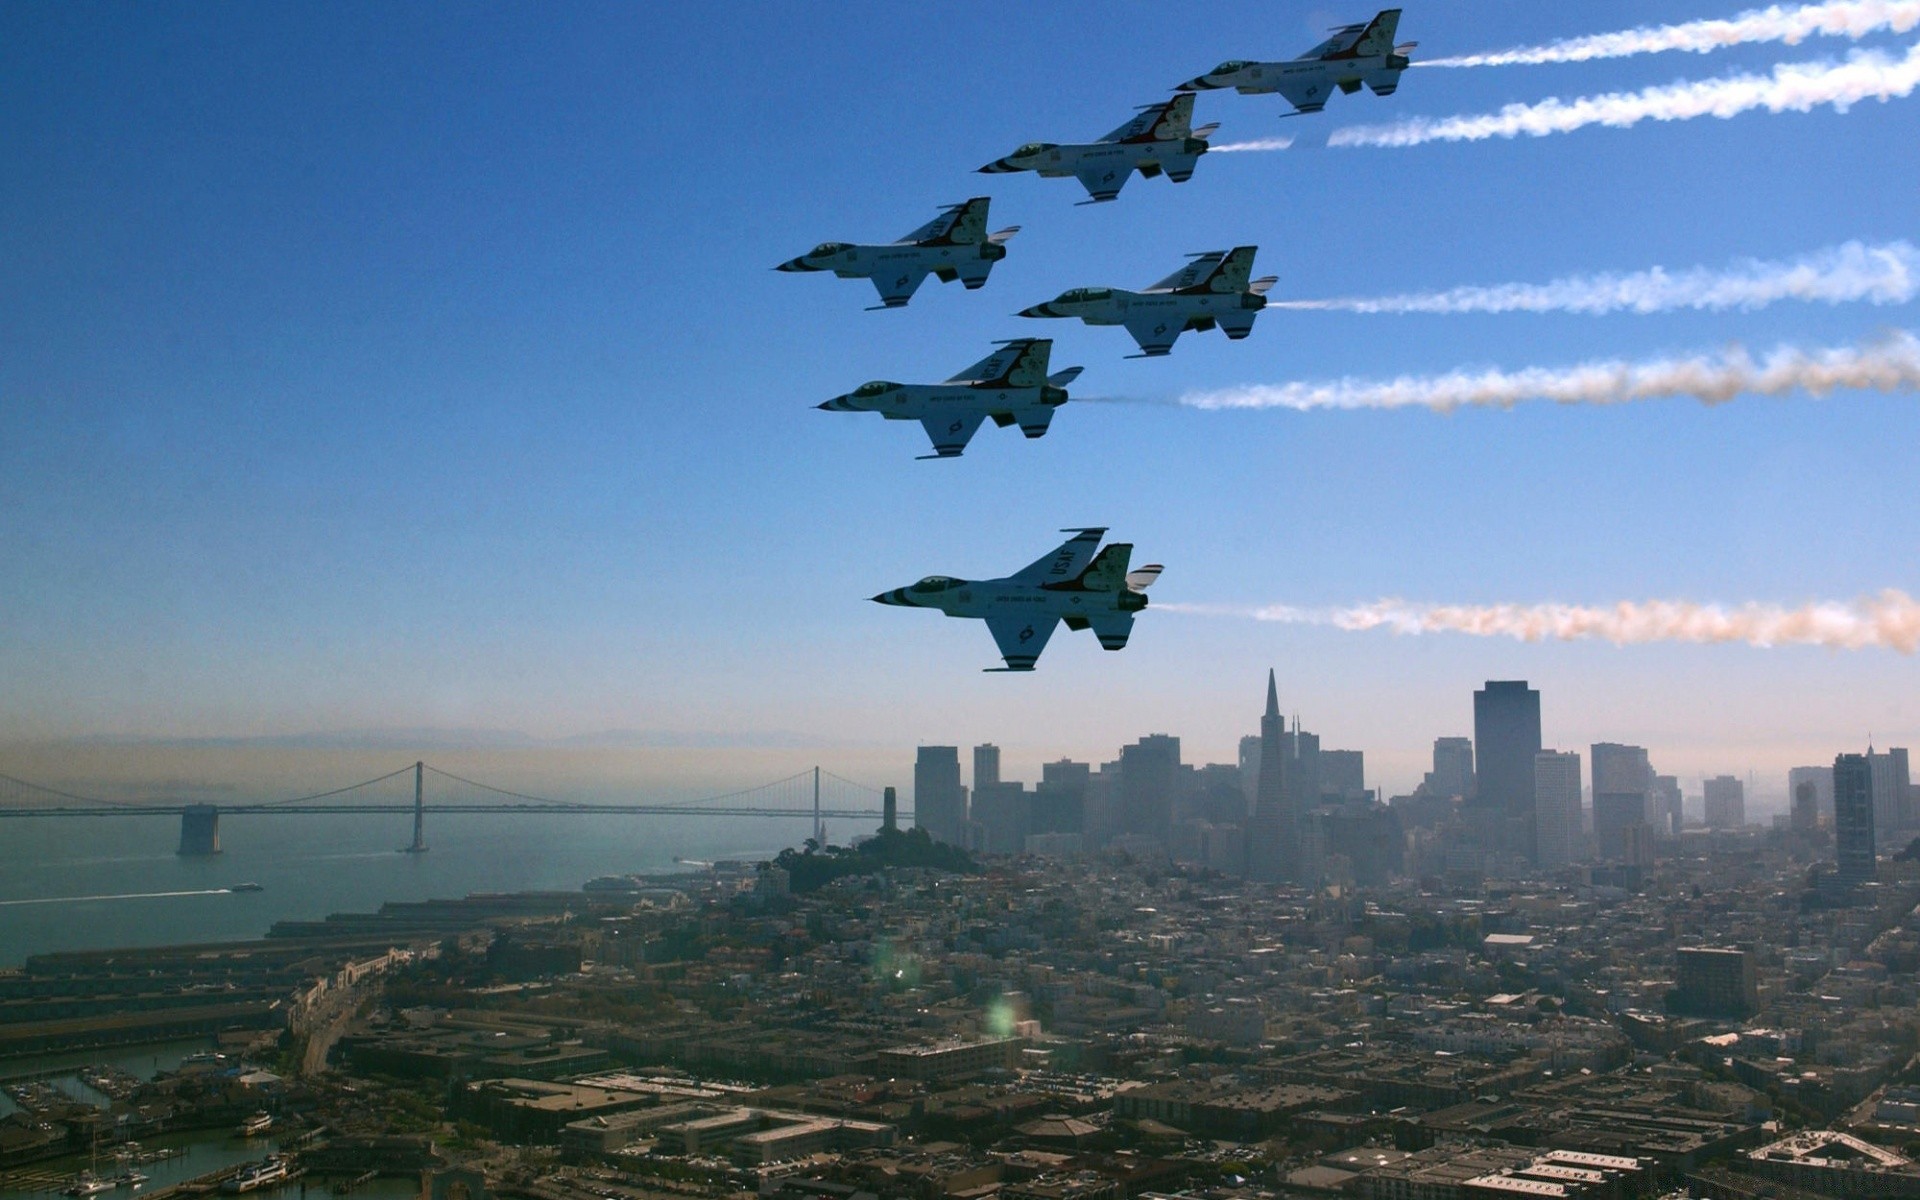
987;226;1020;246
1350;9;1402;58
1071;543;1134;592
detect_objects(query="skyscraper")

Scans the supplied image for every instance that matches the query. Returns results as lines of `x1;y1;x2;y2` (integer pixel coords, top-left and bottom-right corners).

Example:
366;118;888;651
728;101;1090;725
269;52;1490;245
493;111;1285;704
1868;748;1911;833
1703;775;1745;830
1118;734;1180;840
1649;775;1683;836
1534;750;1582;870
1248;669;1294;881
914;746;966;845
1788;765;1835;828
1834;752;1876;887
972;743;1001;792
1429;737;1474;800
1474;681;1541;859
1591;743;1653;861
1790;778;1820;833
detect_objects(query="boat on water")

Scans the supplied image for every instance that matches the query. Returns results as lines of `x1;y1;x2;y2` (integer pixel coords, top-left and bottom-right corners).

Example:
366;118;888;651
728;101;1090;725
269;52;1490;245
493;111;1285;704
223;1158;290;1194
230;882;264;893
113;1171;148;1189
65;1174;115;1197
236;1111;273;1136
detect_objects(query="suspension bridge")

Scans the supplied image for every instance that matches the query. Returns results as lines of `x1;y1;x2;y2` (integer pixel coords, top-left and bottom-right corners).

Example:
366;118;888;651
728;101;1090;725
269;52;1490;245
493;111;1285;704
0;763;906;855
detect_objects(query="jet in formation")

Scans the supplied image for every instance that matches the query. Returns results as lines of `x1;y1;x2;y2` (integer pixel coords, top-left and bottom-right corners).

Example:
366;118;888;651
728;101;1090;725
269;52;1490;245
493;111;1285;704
1176;9;1415;115
874;528;1161;672
775;197;1019;309
978;93;1219;205
818;338;1083;459
1018;246;1276;357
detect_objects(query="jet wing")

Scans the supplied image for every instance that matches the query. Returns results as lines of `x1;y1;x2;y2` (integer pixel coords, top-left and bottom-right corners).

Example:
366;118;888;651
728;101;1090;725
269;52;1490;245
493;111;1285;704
1086;612;1136;651
917;412;986;459
1275;76;1331;113
1011;527;1106;584
1074;164;1129;203
985;615;1058;672
945;339;1052;387
1123;313;1183;356
869;268;930;309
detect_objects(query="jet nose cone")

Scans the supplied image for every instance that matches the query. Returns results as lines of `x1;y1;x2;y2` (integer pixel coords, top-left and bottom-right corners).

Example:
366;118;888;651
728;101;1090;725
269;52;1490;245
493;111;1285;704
819;396;854;411
872;591;901;605
1174;78;1207;91
978;159;1014;173
1017;304;1055;319
774;258;808;272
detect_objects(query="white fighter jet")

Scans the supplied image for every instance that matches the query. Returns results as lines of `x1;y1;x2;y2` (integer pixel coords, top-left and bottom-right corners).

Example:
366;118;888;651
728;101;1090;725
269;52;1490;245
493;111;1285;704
873;528;1162;672
1176;10;1416;115
1017;247;1276;357
775;197;1019;310
978;93;1219;205
818;339;1084;460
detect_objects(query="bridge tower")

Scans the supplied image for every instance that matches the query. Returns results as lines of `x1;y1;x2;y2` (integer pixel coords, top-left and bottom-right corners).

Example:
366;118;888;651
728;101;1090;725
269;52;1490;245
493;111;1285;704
812;766;822;846
178;805;221;855
402;761;428;854
883;786;897;834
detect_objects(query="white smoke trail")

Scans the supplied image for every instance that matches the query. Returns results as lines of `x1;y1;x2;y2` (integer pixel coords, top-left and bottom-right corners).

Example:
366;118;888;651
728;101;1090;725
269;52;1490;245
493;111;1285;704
1209;136;1295;152
1331;42;1920;146
1276;240;1920;316
1163;593;1920;653
1426;0;1920;67
1180;331;1920;412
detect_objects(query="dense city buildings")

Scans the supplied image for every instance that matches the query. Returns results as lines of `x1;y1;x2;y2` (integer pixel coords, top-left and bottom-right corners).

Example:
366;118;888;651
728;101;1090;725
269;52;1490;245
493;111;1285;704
12;669;1920;1200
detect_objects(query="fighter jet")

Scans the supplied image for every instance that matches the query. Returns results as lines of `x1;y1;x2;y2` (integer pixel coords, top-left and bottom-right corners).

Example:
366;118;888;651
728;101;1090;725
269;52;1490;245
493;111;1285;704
775;198;1019;310
1018;247;1276;357
1175;9;1416;115
978;93;1219;205
873;528;1162;672
818;339;1084;459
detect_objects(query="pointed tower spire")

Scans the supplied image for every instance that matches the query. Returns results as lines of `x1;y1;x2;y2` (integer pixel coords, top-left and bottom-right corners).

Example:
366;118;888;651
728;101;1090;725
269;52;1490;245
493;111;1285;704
1266;668;1279;719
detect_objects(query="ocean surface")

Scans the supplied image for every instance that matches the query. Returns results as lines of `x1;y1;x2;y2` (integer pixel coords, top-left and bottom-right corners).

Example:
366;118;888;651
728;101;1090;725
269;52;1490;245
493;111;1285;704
0;810;807;967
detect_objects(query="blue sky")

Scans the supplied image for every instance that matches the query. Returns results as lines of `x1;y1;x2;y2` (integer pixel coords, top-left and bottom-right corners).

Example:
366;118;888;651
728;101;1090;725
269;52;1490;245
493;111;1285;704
3;2;1918;798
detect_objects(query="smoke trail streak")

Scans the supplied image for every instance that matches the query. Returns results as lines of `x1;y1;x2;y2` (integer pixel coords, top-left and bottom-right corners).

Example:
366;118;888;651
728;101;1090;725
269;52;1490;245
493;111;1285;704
1331;42;1920;146
1426;0;1920;67
1209;136;1295;152
1162;593;1920;652
1276;241;1920;316
1180;331;1920;412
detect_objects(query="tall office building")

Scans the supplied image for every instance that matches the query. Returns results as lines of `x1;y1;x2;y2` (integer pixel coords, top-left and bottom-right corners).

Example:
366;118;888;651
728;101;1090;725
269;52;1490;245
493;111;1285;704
1834;752;1876;887
1592;743;1653;861
1283;720;1323;816
1790;778;1821;833
1788;765;1835;828
1475;682;1541;858
1534;750;1582;870
1248;670;1295;881
1703;775;1746;830
1321;750;1365;802
1239;734;1262;810
1118;734;1180;840
972;743;1001;792
1868;748;1911;833
1650;775;1683;836
1034;758;1090;838
1430;737;1475;800
914;746;966;845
